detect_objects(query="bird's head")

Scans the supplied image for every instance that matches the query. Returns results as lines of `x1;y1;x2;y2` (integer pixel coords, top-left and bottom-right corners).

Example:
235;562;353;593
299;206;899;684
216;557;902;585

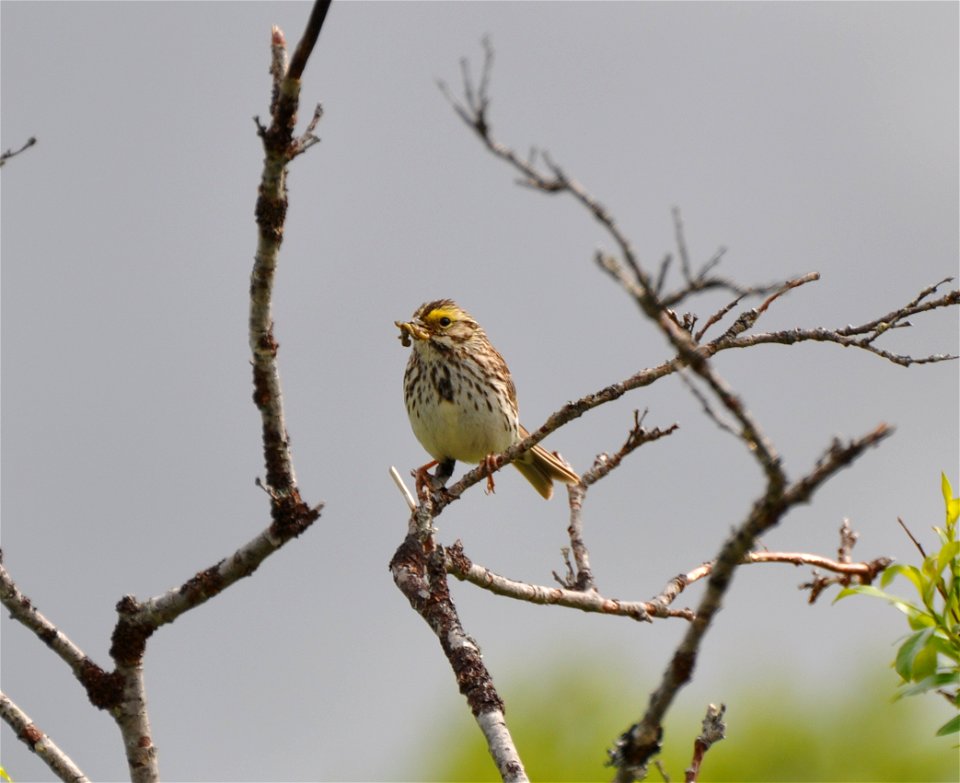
395;299;483;349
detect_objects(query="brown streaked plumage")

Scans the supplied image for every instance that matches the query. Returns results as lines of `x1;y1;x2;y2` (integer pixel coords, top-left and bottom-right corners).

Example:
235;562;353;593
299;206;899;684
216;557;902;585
396;299;580;499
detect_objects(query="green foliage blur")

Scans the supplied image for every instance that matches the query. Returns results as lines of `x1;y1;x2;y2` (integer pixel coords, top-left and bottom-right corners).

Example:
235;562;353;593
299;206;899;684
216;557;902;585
419;659;956;782
837;473;960;738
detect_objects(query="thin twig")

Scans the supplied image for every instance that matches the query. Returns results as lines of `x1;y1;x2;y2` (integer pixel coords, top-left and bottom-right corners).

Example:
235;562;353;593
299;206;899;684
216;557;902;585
0;558;91;679
561;414;679;591
897;516;927;559
562;483;597;591
837;518;858;564
677;371;739;438
673;207;693;281
390;466;417;512
684;704;726;783
694;294;745;342
802;519;890;603
0;136;37;167
0;691;88;783
287;0;332;81
710;285;960;366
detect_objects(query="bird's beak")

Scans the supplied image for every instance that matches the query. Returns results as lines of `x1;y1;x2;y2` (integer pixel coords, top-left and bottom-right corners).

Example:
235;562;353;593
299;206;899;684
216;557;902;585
395;320;429;347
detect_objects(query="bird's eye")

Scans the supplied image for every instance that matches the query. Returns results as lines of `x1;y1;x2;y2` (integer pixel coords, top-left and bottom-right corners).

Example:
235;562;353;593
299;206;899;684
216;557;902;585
438;316;452;327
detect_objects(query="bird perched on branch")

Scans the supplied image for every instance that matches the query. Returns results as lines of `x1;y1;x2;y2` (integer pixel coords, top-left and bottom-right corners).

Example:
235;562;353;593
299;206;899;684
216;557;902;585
396;299;579;499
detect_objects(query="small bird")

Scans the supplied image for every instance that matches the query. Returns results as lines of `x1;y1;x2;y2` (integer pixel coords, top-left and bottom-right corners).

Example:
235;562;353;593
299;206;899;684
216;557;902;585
396;299;580;499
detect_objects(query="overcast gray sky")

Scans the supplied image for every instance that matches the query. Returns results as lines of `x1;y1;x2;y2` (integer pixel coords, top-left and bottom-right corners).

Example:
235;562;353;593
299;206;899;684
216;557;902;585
2;2;958;780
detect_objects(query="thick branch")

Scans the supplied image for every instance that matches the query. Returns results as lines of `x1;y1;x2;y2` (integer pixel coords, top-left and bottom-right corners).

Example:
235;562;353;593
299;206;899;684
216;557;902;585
390;536;528;781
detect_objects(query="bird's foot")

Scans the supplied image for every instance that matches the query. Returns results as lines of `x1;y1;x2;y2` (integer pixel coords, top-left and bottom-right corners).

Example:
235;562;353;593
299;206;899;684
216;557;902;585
483;453;502;494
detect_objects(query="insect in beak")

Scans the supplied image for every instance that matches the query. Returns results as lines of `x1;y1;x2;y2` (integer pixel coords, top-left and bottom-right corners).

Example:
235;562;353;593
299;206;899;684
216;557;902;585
396;320;429;347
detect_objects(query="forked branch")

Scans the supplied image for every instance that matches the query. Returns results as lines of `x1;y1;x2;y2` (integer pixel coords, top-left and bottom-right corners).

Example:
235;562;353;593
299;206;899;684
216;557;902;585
1;7;330;781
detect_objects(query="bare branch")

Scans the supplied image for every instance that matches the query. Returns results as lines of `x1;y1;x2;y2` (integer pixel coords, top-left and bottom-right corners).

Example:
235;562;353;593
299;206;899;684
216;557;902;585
0;136;37;167
560;483;597;591
0;556;91;679
252;6;328;535
287;0;332;81
673;206;693;281
837;518;857;563
646;525;890;614
560;414;679;591
447;541;690;622
694;294;746;342
450;534;883;627
897;516;927;559
611;424;892;780
0;691;88;783
583;411;680;488
749;549;889;577
390;466;417;512
711;284;960;366
684;704;726;783
390;536;528;781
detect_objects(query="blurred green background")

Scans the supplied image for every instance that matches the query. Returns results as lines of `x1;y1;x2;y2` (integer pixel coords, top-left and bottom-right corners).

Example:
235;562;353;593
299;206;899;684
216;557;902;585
412;648;957;782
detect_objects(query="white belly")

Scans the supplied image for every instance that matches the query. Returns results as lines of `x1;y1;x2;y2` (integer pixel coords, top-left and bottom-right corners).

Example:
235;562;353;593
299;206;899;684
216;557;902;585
410;394;517;464
405;339;520;465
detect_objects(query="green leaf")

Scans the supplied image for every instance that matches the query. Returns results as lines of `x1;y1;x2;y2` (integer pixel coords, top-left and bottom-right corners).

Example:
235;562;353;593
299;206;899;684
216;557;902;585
938;541;960;574
912;644;940;681
928;635;960;664
885;564;927;600
895;672;959;699
942;473;960;526
907;612;937;631
895;627;935;680
837;586;911;619
936;713;960;736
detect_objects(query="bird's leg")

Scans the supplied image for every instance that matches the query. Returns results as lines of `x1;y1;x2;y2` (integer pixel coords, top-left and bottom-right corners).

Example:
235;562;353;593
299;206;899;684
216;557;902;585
434;458;456;486
482;453;502;494
414;458;456;502
413;460;438;502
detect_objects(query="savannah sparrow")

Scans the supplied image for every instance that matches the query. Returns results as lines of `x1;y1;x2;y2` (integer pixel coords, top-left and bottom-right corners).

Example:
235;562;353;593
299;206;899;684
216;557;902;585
396;299;580;499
